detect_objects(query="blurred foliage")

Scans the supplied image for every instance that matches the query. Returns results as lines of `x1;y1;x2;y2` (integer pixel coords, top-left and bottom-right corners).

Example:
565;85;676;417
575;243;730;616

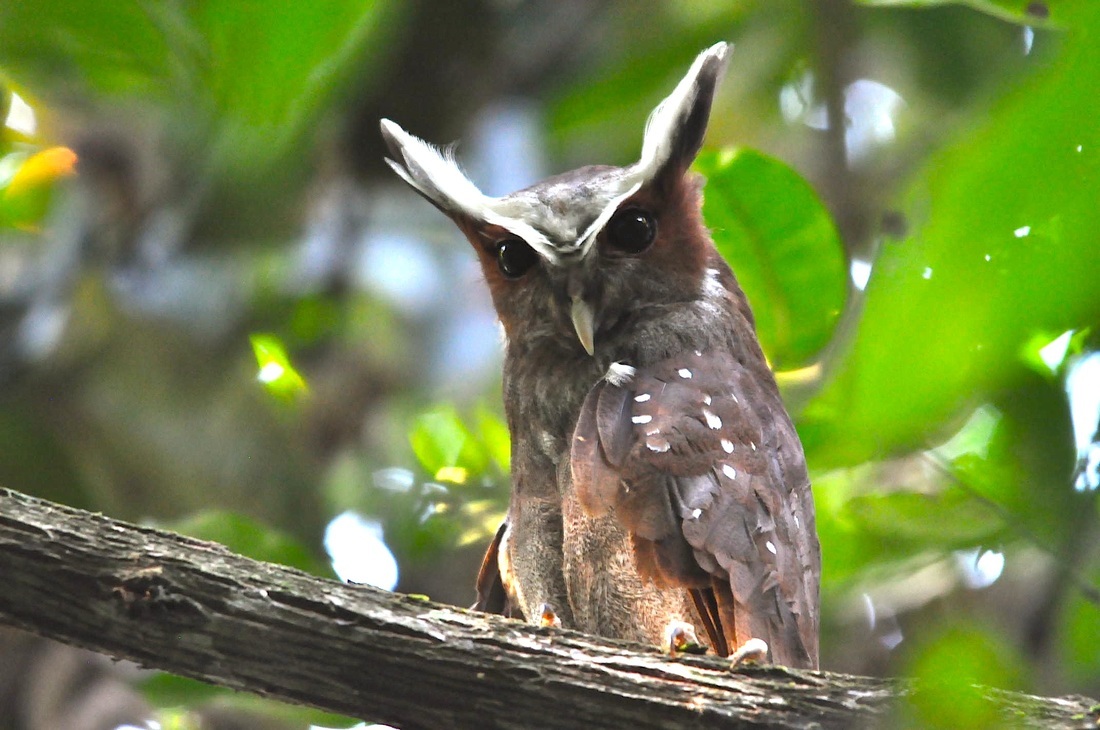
696;147;847;369
141;673;359;729
250;332;309;401
0;0;1098;727
901;622;1028;729
158;509;330;577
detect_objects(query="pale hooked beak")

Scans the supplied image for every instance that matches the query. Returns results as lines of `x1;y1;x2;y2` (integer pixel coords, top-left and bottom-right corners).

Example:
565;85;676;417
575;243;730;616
570;296;596;356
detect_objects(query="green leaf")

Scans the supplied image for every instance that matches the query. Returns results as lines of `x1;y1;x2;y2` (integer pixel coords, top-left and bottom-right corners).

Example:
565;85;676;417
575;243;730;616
902;622;1028;729
1058;559;1100;683
250;333;308;401
801;4;1100;467
841;487;1005;548
409;405;489;481
856;0;1064;26
696;148;848;369
159;510;329;576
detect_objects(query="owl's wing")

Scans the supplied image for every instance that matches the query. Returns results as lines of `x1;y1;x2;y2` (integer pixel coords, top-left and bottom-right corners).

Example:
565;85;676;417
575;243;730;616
570;351;819;668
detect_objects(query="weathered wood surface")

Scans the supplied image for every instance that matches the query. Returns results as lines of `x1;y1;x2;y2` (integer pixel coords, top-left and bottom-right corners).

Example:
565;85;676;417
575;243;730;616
1;488;1097;729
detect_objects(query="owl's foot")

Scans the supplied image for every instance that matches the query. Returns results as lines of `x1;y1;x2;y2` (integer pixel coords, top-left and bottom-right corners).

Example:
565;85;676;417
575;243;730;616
663;620;707;655
729;638;769;667
536;602;562;628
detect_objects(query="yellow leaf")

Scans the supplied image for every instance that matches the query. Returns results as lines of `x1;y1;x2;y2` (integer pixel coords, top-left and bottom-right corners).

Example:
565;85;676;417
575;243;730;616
434;465;468;484
5;146;77;197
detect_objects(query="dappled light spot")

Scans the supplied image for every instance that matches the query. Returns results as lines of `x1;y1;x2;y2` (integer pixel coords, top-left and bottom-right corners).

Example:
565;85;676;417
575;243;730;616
851;259;872;291
862;594;904;651
779;73;906;165
250;333;308;399
373;467;416;493
1067;353;1100;491
933;404;1001;461
955;548;1005;590
4;92;36;135
1038;330;1074;372
435;465;468;484
324;511;399;590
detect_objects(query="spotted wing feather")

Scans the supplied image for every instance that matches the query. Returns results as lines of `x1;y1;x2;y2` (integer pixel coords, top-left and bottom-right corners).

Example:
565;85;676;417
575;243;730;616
571;351;819;667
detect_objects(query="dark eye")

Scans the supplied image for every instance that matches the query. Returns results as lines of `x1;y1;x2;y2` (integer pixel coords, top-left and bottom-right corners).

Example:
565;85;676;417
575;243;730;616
606;207;657;254
496;238;538;279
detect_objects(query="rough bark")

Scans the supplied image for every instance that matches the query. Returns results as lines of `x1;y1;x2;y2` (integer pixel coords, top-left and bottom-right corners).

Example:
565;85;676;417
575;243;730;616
0;487;1096;729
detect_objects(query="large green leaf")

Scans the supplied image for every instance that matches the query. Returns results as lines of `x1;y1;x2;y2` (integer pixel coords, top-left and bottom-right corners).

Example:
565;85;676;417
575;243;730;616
801;3;1100;467
857;0;1067;26
696;148;848;369
841;488;1005;547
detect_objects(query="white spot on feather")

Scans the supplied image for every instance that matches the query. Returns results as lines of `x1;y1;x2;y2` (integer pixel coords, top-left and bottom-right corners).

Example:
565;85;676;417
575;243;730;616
634;393;651;403
766;541;777;555
722;464;737;480
691;508;702;519
702;394;712;405
678;368;693;379
647;441;671;453
632;414;653;425
750;441;756;451
703;408;722;430
605;361;636;386
646;427;660;436
721;439;734;453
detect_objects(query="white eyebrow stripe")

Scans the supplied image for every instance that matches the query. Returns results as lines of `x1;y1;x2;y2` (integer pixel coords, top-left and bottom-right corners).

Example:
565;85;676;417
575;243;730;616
575;182;643;259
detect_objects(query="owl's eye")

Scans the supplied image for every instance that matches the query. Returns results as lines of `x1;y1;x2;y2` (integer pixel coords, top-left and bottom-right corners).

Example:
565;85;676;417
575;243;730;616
496;238;539;279
606;207;657;254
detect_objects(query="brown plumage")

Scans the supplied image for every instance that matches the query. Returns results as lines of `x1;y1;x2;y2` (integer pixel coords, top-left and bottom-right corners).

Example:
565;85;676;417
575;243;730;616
382;43;820;668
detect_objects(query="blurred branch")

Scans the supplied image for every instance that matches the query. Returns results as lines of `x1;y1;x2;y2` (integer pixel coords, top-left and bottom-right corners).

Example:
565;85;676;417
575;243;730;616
0;487;1097;730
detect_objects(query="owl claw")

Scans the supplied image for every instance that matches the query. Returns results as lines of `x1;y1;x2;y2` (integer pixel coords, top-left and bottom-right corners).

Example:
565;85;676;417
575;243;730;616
729;638;769;668
536;602;562;628
663;620;706;655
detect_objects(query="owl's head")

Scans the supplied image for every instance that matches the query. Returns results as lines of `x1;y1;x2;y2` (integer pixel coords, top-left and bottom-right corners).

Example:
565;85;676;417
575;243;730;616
381;43;730;359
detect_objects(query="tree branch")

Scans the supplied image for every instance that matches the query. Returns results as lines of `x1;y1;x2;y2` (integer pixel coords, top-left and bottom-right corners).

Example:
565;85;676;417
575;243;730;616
0;487;1096;729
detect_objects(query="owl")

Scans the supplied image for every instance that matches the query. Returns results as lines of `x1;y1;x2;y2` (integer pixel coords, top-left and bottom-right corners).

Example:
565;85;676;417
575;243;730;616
381;43;819;668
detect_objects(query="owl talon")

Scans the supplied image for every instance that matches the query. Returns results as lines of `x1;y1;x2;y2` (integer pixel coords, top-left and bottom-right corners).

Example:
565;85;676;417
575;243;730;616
536;602;562;628
729;638;769;668
663;620;707;655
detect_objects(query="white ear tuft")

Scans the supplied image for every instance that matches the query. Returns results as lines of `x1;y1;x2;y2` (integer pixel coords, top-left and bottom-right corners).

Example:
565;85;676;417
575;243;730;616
380;118;558;260
379;119;491;219
634;42;731;185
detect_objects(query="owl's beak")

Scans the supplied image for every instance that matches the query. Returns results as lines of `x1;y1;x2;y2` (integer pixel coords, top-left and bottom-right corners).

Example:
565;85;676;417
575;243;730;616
570;296;596;356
